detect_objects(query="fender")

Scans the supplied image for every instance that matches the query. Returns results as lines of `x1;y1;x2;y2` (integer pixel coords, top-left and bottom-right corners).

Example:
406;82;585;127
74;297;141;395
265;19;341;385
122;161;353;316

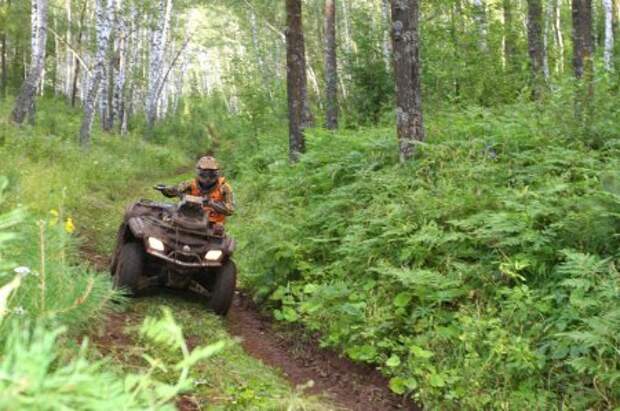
128;217;146;238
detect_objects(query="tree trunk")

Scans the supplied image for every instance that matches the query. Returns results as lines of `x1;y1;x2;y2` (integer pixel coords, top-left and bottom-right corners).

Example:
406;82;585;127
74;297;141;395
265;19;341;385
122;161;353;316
543;1;551;80
286;0;306;162
572;0;594;79
11;0;48;125
572;0;594;124
381;0;391;69
324;0;338;130
391;0;424;163
64;0;72;97
114;0;127;132
78;0;114;146
554;0;565;73
603;0;614;70
146;0;173;130
527;0;545;98
71;0;88;107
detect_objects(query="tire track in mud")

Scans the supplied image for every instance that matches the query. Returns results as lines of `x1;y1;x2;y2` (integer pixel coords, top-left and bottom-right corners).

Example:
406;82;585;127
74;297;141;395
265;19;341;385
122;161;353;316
226;292;420;411
85;247;420;410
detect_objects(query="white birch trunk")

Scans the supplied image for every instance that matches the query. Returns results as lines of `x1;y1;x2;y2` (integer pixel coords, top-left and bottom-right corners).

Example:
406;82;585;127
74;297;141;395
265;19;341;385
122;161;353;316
114;0;127;131
11;0;48;124
65;0;73;97
146;0;173;129
381;0;391;69
543;1;551;80
603;0;614;70
554;0;565;73
79;0;114;146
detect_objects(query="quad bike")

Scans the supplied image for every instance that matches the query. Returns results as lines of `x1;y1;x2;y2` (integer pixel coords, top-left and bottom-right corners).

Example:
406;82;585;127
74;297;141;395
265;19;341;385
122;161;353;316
110;185;237;315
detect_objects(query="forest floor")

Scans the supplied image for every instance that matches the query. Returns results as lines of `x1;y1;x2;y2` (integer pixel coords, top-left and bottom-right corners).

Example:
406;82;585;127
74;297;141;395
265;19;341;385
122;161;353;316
81;184;417;411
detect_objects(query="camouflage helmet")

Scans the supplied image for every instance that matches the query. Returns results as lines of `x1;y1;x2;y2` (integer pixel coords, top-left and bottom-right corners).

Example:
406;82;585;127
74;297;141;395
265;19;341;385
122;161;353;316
196;156;219;171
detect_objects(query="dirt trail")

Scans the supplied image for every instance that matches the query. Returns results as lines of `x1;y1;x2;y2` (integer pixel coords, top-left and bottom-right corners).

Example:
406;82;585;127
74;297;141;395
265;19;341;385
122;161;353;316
227;292;420;411
84;246;420;410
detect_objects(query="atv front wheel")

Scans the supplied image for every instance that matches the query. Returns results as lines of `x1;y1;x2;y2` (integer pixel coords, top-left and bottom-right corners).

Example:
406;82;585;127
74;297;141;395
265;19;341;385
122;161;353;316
113;242;145;295
208;260;237;316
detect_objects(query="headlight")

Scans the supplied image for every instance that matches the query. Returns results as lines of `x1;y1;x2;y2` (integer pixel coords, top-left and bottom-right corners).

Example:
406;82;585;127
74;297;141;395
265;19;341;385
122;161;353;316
148;237;165;252
205;250;223;261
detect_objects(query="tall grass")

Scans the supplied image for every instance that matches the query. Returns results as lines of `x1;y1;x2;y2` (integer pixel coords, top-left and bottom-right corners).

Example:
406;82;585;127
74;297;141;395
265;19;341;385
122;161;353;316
0;98;225;410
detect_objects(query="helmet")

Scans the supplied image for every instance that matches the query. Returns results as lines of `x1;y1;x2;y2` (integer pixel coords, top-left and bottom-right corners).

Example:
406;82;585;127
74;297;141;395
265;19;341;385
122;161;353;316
196;156;220;189
196;156;219;171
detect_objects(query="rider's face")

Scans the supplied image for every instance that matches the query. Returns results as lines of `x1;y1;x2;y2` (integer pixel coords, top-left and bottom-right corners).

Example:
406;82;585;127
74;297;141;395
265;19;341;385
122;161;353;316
198;169;218;186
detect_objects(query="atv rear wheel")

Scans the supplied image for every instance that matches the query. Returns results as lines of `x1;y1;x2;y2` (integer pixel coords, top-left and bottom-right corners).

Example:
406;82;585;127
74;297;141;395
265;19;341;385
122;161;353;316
113;242;145;295
208;260;237;316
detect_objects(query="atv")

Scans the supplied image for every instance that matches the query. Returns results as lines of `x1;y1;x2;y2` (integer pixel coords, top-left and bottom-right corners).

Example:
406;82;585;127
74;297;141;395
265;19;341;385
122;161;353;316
110;185;237;315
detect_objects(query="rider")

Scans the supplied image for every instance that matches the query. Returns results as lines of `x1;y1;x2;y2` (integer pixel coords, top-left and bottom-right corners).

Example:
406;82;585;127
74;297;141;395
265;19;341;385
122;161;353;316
161;156;235;224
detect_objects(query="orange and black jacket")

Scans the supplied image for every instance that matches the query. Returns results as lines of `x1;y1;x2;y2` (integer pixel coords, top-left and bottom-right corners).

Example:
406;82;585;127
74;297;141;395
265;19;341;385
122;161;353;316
165;177;234;224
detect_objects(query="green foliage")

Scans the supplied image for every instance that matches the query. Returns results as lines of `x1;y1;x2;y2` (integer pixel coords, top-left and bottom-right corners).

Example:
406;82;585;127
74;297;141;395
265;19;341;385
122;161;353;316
231;103;620;409
342;10;393;126
0;312;223;411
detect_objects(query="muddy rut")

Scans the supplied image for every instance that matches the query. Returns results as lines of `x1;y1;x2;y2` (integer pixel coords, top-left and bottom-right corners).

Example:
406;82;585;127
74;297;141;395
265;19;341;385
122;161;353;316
85;252;419;411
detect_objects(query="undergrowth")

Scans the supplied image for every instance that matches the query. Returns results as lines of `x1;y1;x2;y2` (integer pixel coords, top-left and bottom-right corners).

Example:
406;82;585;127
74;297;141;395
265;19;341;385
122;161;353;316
0;98;226;410
230;103;620;409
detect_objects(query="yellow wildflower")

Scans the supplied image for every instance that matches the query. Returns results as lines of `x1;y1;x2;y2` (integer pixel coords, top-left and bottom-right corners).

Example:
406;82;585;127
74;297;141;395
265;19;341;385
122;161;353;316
64;217;75;234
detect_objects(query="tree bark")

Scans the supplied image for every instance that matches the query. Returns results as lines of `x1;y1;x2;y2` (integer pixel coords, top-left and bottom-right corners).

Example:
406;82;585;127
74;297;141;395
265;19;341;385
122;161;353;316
71;0;88;107
543;1;551;80
146;0;173;130
11;0;48;125
554;0;565;73
527;0;545;98
381;0;392;69
572;0;593;79
572;0;594;123
603;0;614;70
391;0;424;163
286;0;306;162
324;0;338;130
78;0;114;146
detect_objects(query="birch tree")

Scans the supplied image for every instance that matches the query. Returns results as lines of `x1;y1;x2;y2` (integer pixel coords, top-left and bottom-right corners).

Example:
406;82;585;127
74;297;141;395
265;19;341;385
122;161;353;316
391;0;424;163
78;0;114;146
553;0;565;73
146;0;173;130
286;0;306;162
11;0;48;125
113;0;127;132
603;0;614;70
324;0;338;130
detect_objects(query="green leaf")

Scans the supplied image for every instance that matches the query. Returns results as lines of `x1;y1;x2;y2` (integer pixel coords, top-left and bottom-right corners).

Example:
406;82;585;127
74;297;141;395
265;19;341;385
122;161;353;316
410;345;434;359
303;283;319;294
429;373;446;387
393;292;412;308
282;306;298;322
389;377;407;395
386;355;401;367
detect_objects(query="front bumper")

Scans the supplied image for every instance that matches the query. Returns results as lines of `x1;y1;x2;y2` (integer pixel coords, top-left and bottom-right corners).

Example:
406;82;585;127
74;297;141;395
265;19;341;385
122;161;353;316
146;249;223;268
